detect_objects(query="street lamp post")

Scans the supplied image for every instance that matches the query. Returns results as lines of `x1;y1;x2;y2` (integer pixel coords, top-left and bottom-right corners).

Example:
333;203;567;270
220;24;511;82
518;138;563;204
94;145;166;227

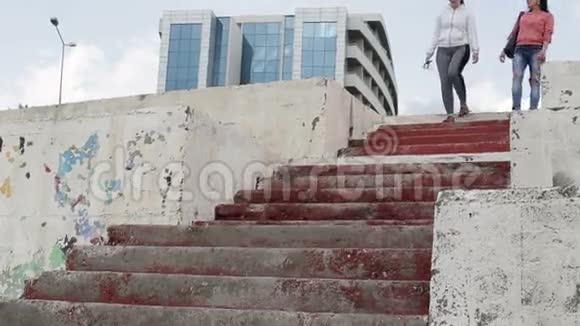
50;17;76;105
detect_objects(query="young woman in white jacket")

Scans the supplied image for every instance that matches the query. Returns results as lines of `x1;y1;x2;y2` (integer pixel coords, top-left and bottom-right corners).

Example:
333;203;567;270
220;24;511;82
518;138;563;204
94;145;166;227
426;0;480;120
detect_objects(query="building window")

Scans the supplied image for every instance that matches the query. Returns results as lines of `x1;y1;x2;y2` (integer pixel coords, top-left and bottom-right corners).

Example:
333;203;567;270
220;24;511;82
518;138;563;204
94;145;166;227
282;16;295;81
166;24;202;91
301;22;337;79
241;22;281;84
211;18;230;87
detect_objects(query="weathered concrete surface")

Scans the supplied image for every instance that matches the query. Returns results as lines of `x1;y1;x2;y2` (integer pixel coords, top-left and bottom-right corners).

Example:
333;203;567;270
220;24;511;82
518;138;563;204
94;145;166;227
234;187;492;204
542;61;580;111
289;152;511;167
430;188;580;326
351;132;507;147
214;202;435;221
266;172;510;190
511;108;580;189
342;119;510;157
67;246;431;281
509;61;580;188
381;112;510;126
0;79;380;299
342;141;510;157
0;105;266;299
264;161;511;190
275;161;511;178
24;271;430;315
0;300;429;326
107;222;434;249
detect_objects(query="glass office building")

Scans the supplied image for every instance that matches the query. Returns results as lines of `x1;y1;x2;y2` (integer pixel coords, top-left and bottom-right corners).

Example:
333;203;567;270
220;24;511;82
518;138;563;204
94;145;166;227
157;8;398;115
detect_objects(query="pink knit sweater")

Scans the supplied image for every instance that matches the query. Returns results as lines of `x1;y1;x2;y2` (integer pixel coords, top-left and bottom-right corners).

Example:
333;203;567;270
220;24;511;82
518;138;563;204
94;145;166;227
517;11;554;46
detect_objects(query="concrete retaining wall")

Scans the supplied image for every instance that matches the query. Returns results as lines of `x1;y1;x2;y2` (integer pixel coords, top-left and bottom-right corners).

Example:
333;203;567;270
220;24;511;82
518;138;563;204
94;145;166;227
430;188;580;326
543;61;580;111
0;79;381;299
512;61;580;189
510;110;580;189
0;105;267;299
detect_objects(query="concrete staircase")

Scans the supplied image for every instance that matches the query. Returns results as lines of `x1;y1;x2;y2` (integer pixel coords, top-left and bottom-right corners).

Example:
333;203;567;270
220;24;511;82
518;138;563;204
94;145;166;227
342;119;510;156
0;118;511;325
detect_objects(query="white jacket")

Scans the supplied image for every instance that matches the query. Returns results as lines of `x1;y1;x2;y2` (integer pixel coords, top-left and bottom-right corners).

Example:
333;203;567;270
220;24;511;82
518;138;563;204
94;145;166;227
426;4;479;59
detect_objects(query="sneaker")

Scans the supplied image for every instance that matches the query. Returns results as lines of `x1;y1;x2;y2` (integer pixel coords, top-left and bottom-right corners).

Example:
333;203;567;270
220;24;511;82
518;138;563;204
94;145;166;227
458;104;470;117
442;115;455;123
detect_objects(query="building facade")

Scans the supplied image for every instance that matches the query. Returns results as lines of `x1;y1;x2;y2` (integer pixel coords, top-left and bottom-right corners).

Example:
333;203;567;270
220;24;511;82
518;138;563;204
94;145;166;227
157;8;398;115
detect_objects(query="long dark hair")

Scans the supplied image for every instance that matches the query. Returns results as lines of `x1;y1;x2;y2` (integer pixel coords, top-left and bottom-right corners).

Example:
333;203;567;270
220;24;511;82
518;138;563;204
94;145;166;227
540;0;549;12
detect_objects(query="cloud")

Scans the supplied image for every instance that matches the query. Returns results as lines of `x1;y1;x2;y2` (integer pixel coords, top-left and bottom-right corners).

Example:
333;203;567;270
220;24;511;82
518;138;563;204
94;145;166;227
0;37;158;110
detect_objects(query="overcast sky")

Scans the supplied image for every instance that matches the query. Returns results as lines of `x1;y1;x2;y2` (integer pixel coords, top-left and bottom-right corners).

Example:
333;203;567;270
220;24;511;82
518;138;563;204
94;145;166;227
1;0;579;114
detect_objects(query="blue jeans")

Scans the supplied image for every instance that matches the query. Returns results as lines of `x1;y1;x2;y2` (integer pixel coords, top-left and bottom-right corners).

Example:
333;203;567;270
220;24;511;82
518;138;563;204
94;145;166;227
512;46;543;111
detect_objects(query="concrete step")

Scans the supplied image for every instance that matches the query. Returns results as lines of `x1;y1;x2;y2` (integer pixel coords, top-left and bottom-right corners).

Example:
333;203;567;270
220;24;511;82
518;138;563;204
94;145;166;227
273;162;510;178
0;300;429;326
339;141;510;157
23;272;430;315
67;246;432;281
376;119;509;132
108;222;433;249
214;202;435;221
236;187;453;203
370;125;509;139
351;132;509;147
263;171;511;190
287;153;512;168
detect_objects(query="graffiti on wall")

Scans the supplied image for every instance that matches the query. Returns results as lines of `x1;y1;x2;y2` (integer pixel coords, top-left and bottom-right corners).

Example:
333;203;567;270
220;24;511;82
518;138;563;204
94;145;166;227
0;122;175;298
0;235;73;298
0;132;102;298
126;130;166;172
53;133;105;240
0;178;11;198
0;136;34;199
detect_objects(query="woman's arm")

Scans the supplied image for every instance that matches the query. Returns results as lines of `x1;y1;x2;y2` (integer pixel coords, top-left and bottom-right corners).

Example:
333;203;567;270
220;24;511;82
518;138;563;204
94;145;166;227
468;10;480;63
543;14;554;51
539;14;554;63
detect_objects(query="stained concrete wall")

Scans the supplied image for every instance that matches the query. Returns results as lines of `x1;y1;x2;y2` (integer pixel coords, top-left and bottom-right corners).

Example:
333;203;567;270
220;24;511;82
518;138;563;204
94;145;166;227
510;111;580;189
0;105;267;299
543;61;580;111
509;61;580;189
430;188;580;326
40;78;378;162
0;79;381;299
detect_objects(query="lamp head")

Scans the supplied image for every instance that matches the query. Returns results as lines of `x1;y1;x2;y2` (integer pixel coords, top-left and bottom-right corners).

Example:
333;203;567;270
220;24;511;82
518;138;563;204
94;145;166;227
50;17;59;27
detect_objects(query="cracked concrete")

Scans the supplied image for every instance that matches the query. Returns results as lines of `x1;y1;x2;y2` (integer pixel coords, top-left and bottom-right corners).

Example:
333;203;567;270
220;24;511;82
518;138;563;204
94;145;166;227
430;188;580;326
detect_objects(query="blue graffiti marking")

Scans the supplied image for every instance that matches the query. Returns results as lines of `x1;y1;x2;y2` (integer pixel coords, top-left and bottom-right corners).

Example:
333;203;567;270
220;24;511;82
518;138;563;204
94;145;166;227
53;134;104;240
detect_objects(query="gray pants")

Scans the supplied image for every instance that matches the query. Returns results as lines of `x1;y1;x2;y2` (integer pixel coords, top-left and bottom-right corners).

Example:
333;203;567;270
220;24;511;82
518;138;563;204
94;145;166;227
436;45;471;114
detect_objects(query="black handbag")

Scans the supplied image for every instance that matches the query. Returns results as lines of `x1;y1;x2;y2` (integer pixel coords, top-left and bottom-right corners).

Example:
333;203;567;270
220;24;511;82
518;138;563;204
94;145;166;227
504;12;525;59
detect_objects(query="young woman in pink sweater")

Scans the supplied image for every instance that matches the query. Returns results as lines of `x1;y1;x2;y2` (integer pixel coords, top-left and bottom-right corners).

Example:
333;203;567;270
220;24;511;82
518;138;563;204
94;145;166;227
500;0;554;111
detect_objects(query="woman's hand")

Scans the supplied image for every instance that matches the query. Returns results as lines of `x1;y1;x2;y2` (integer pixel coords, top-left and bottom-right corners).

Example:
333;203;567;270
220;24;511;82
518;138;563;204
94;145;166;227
499;51;506;63
537;50;547;64
472;52;479;64
423;55;432;69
